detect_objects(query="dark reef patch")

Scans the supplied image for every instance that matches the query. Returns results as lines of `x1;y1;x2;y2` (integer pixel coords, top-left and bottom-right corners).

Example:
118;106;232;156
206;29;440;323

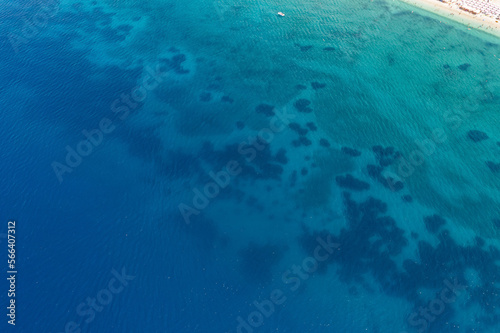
289;122;308;136
299;192;407;281
458;63;471;71
319;138;331;148
467;130;489;142
275;148;288;165
388;55;395;66
372;145;398;167
159;53;190;74
256;103;275;117
366;164;404;191
300;136;312;146
295;43;313;52
292;136;312;147
311;82;326;90
199;140;286;181
424;214;446;234
294;98;313;113
486;161;500;172
323;47;336;51
341;147;361;157
365;146;404;191
306;122;317;131
335;174;370;191
298;191;500;331
221;95;234;103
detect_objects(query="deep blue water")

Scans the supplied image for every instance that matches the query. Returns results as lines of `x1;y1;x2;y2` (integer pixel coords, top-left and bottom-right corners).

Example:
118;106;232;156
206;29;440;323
1;0;500;332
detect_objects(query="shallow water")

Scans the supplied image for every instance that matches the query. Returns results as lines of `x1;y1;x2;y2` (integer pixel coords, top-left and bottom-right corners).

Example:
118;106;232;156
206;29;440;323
1;0;499;332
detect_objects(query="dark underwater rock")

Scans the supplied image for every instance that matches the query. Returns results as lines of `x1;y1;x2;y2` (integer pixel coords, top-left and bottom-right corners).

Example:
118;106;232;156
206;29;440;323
486;161;500;172
256;103;275;116
294;43;312;51
160;53;189;74
221;95;234;103
458;63;471;71
335;174;370;191
367;164;383;179
341;147;361;157
294;99;313;113
292;137;312;147
311;82;326;90
306;122;317;131
319;138;331;147
467;130;489;142
372;145;398;166
289;122;308;136
274;148;288;164
366;164;403;191
299;136;312;146
424;214;446;234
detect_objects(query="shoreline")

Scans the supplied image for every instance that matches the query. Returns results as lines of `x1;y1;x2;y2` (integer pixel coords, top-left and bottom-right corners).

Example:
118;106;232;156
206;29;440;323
394;0;500;39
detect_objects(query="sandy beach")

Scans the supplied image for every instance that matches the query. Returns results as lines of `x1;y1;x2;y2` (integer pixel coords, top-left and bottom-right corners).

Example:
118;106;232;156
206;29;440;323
396;0;500;38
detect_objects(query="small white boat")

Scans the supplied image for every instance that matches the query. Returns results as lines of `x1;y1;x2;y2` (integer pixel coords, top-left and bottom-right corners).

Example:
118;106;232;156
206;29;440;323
277;12;285;17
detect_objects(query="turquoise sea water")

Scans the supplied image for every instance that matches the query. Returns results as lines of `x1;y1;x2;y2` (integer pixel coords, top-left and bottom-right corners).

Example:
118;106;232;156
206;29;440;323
0;0;499;332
